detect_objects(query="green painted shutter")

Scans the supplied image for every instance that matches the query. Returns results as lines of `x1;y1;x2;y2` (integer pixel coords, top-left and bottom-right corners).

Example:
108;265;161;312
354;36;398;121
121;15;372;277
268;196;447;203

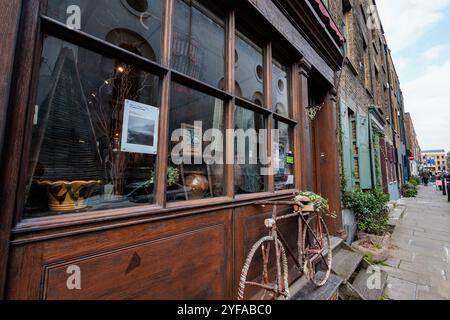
357;112;373;189
340;101;353;191
369;118;382;187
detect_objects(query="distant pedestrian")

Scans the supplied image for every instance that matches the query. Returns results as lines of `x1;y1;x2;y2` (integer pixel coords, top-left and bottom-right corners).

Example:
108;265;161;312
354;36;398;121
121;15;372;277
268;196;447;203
422;171;430;186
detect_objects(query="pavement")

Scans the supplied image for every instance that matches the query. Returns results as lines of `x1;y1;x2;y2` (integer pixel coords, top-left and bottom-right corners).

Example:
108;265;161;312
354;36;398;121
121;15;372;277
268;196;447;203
382;184;450;300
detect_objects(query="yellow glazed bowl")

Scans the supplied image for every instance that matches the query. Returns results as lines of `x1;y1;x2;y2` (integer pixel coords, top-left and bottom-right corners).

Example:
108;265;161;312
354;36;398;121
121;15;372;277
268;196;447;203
34;180;101;212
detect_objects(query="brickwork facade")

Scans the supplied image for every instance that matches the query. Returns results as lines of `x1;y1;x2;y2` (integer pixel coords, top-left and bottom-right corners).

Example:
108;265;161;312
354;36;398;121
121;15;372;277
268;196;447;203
326;0;410;198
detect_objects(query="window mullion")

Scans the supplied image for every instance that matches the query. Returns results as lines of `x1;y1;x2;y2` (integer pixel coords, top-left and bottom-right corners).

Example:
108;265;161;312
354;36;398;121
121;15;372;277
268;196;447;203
264;42;274;193
291;63;302;191
155;0;174;207
225;9;235;199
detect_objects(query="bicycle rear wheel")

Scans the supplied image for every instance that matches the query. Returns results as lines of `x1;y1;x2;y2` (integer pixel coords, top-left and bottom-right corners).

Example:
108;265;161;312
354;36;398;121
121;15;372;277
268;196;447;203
238;236;290;300
302;214;332;287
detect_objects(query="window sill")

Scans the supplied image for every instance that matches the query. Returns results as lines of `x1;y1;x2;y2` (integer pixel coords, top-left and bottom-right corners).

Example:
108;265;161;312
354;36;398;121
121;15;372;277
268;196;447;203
12;190;298;238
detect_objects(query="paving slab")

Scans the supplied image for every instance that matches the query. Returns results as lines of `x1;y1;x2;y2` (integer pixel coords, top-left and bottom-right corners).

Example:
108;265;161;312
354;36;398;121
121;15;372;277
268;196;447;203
386;276;417;300
399;261;448;280
413;230;450;244
379;266;430;286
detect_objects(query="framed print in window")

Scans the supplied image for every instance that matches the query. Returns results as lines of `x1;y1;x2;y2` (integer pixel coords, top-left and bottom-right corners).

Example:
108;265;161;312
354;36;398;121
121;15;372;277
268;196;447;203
121;99;159;155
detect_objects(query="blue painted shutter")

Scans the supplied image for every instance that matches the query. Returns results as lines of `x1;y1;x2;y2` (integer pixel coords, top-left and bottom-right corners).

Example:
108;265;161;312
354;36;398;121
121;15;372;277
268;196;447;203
340;101;353;191
357;112;373;189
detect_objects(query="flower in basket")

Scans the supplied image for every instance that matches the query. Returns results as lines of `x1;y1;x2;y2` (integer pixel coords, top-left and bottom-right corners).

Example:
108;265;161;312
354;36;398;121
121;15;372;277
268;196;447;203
294;191;336;218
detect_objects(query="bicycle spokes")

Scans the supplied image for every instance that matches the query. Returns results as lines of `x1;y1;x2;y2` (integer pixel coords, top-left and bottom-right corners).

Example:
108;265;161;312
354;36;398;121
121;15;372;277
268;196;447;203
238;237;290;300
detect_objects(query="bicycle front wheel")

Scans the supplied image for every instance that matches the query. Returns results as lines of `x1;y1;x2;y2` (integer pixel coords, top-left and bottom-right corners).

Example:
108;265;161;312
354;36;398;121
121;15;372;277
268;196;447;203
302;214;332;287
238;236;290;300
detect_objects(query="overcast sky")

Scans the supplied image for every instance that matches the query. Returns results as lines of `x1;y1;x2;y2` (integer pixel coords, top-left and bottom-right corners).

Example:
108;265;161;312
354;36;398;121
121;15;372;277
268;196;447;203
377;0;450;152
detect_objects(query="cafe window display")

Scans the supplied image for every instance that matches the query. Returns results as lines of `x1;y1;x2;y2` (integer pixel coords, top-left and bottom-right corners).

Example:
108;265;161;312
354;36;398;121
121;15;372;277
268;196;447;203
234;107;267;194
22;0;298;218
167;82;225;201
274;121;294;191
25;36;160;217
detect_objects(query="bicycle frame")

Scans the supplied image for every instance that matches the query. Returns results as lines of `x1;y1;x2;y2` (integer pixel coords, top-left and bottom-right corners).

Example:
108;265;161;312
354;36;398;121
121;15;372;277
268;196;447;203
238;200;332;300
259;201;312;269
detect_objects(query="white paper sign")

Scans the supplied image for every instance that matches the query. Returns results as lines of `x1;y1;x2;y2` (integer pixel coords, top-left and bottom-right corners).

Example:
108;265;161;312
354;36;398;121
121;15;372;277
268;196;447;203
121;99;159;155
286;175;294;185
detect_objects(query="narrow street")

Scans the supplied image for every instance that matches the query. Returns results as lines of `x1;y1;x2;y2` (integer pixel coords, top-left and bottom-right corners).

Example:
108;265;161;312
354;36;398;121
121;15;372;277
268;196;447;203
383;185;450;300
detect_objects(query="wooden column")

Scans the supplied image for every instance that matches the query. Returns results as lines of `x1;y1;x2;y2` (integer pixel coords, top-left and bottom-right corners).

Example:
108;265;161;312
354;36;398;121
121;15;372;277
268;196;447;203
315;89;345;237
0;0;21;158
298;58;314;191
0;0;40;299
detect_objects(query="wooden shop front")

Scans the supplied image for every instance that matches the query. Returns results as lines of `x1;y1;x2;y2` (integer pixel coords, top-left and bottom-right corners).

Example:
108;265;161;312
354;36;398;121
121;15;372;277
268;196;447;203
0;0;344;299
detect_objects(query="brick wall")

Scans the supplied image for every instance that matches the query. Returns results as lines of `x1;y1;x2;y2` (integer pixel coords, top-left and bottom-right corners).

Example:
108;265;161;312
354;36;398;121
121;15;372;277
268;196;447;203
327;0;405;189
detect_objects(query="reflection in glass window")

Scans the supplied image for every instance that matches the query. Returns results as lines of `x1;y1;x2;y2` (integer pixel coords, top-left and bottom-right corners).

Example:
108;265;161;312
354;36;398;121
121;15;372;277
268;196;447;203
167;82;225;202
234;107;267;194
272;61;289;117
25;36;160;217
47;0;163;62
235;33;264;105
171;0;225;88
274;121;294;191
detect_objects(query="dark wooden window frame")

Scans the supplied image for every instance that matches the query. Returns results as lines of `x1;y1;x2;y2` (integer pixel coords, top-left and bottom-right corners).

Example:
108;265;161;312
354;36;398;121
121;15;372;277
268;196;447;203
8;0;301;230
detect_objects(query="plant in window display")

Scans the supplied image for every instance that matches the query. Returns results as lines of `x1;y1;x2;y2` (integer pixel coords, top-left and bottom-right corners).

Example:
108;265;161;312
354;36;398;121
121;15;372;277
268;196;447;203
128;166;180;202
89;61;158;202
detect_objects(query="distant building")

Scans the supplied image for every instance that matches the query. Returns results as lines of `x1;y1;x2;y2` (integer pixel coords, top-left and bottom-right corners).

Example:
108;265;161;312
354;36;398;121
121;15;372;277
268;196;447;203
447;152;450;172
422;149;447;174
405;113;421;176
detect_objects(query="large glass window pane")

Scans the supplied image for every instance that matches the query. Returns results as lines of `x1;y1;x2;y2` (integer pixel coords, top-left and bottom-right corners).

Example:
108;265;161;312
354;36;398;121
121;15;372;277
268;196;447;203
25;36;160;218
234;107;267;194
272;61;289;117
171;0;225;88
274;121;294;191
235;33;264;105
47;0;163;62
167;82;225;202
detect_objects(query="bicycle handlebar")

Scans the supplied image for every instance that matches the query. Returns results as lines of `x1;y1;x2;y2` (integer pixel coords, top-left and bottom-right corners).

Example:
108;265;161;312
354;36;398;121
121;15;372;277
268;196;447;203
254;200;304;207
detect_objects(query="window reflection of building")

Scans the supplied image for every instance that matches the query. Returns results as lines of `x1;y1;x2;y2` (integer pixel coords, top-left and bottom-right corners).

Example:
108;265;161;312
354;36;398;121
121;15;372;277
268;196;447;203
235;33;264;105
47;0;163;62
171;0;225;87
272;60;289;117
172;32;203;80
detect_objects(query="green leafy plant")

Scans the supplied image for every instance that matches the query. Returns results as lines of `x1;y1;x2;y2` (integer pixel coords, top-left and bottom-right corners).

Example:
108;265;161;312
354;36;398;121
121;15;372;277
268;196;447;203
343;188;390;235
145;166;180;189
402;183;418;198
409;176;420;187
